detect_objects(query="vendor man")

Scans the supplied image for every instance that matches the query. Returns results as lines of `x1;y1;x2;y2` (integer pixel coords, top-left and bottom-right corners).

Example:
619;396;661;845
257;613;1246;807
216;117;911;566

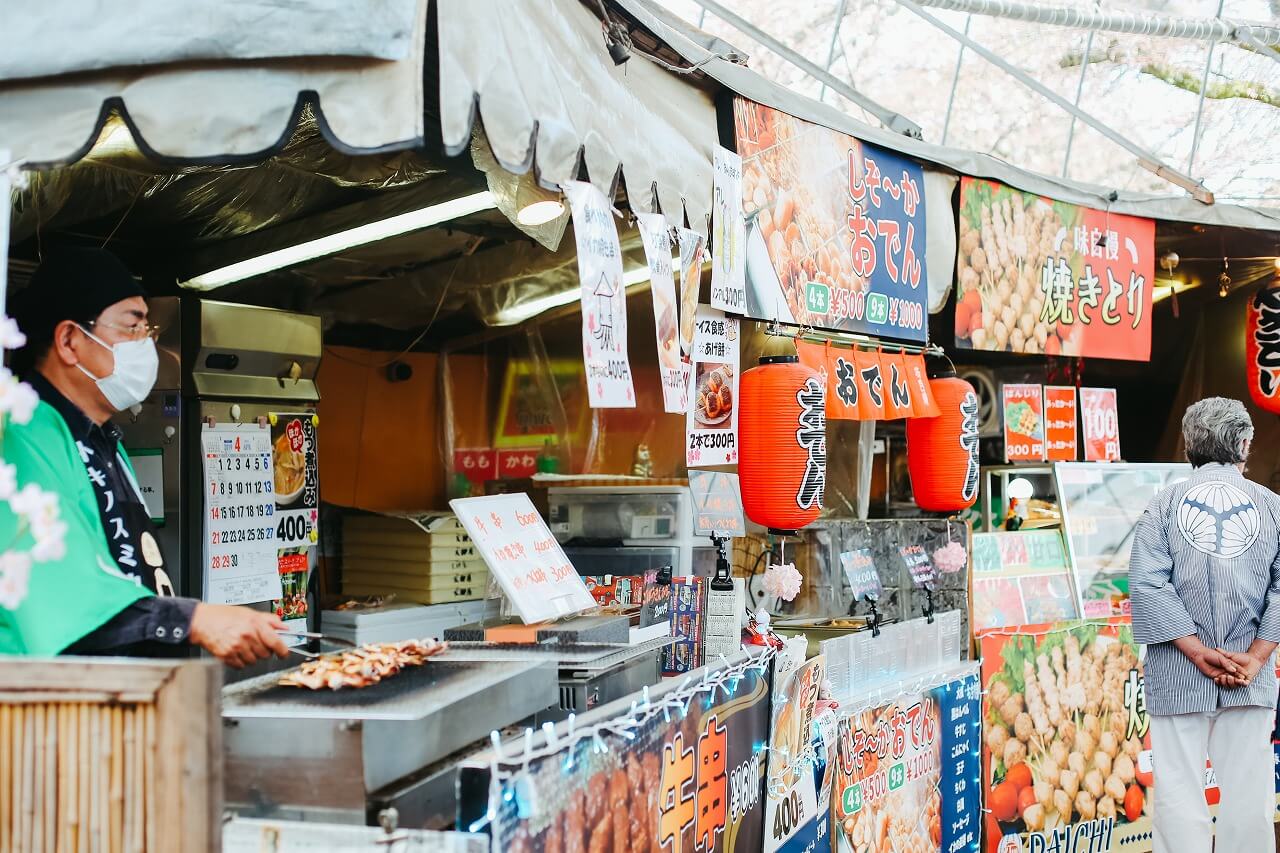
0;247;289;667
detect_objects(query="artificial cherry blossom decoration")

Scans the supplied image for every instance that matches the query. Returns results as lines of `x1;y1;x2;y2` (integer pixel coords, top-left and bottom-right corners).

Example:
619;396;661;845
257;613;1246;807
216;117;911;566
933;540;968;575
762;561;803;602
0;316;67;610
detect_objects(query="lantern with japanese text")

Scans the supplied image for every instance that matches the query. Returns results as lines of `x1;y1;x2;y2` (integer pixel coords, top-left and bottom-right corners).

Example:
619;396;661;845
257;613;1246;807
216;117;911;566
905;363;980;512
1246;278;1280;415
738;355;826;533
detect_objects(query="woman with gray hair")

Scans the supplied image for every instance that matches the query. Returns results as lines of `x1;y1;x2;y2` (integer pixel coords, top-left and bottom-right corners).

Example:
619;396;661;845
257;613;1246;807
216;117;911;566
1130;396;1280;853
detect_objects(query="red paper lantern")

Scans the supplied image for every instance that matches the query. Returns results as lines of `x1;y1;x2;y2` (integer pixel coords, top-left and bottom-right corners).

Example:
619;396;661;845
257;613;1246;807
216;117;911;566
738;355;826;533
1246;279;1280;415
906;366;980;512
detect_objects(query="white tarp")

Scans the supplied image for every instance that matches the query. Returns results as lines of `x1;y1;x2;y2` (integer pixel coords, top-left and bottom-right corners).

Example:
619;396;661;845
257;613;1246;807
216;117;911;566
0;0;428;166
1;0;418;80
437;0;718;232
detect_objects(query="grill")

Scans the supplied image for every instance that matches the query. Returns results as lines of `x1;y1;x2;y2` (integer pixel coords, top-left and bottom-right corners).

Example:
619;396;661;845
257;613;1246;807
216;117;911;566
222;656;557;822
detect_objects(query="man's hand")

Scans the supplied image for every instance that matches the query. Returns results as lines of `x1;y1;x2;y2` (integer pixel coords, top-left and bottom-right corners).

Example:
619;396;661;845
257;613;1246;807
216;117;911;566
1214;648;1265;688
1189;646;1240;680
188;604;289;668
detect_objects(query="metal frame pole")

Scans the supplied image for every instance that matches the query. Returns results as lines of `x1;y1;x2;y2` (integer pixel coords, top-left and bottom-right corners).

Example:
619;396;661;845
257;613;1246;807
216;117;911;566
818;0;850;103
890;0;1213;201
940;14;973;145
686;0;923;137
1061;30;1095;178
1187;0;1226;174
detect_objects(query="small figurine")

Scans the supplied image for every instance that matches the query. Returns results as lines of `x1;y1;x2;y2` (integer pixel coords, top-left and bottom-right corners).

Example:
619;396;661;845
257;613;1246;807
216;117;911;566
742;607;786;650
815;678;840;716
632;443;653;478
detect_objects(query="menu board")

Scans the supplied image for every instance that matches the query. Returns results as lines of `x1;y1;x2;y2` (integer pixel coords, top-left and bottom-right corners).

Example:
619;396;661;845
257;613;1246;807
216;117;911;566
201;424;282;605
450;493;597;624
1081;387;1121;461
1043;386;1078;461
686;306;741;467
970;530;1078;631
1055;462;1190;616
270;413;319;629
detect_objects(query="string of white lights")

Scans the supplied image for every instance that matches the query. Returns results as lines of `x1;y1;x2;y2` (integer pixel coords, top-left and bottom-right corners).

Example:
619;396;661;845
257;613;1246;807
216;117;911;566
468;649;779;833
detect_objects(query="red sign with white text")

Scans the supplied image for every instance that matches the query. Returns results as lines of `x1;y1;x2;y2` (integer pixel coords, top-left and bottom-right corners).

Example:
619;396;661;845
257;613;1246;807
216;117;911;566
1081;387;1121;461
496;448;539;479
1003;384;1045;462
1043;386;1079;461
453;448;496;489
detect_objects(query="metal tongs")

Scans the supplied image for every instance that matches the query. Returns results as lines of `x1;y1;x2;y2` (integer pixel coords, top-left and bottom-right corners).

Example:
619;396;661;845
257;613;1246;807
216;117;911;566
277;631;358;660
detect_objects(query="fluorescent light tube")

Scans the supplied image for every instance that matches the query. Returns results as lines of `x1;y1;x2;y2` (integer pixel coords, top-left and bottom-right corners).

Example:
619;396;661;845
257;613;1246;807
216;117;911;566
494;265;656;326
180;191;497;290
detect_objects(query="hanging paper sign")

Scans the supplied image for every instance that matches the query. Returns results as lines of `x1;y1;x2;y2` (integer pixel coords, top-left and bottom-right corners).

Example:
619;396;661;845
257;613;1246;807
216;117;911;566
563;180;635;409
1043;386;1079;461
840;548;882;602
734;98;927;341
1002;383;1046;462
796;339;852;421
711;146;748;314
855;349;887;420
954;177;1154;361
881;351;915;419
1081;387;1121;461
905;355;940;417
826;345;864;421
689;470;747;538
450;493;597;624
899;543;937;588
269;413;319;549
686;306;741;468
637;212;693;414
201;424;283;606
678;228;706;358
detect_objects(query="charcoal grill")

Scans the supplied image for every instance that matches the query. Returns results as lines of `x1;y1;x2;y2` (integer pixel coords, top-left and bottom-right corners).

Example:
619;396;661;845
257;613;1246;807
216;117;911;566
222;656;556;824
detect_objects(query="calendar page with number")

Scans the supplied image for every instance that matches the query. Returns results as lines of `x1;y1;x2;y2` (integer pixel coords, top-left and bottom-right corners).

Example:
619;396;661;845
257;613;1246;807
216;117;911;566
202;425;283;605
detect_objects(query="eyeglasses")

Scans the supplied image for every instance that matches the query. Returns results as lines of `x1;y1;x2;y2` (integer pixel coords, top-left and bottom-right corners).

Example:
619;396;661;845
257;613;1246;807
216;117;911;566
83;319;162;341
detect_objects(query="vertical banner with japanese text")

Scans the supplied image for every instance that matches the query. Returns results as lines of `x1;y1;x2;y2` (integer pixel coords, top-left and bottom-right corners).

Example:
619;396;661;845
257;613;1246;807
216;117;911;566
679;229;707;358
1003;384;1046;462
475;662;771;853
563;179;635;408
734;98;927;341
764;640;828;853
269;413;318;627
712;146;748;315
955;178;1154;361
686;307;740;468
637;212;693;414
1044;386;1079;462
831;665;981;853
1081;387;1121;461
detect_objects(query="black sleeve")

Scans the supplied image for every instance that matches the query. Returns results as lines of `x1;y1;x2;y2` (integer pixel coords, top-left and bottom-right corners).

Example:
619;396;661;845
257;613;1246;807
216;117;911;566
63;596;198;655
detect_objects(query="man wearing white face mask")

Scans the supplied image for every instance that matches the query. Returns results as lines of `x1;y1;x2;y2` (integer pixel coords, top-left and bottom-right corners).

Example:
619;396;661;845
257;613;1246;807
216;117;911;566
1;248;289;667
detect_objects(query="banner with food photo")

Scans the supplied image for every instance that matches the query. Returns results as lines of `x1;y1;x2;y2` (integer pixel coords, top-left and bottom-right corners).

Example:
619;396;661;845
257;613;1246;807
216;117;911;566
764;639;828;853
1003;384;1046;462
686;306;740;468
954;178;1154;361
831;667;982;853
270;413;318;629
478;662;771;852
733;98;928;343
980;620;1155;853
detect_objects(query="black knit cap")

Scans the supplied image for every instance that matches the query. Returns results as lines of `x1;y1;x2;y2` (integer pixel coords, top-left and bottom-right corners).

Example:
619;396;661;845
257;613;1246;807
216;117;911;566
13;247;147;345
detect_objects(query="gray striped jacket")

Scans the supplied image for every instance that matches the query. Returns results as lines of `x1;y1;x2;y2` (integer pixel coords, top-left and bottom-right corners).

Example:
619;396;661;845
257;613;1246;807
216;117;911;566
1129;463;1280;715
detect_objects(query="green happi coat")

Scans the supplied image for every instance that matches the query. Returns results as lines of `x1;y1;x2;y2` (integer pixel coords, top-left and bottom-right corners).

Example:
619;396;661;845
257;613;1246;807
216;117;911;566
0;401;150;655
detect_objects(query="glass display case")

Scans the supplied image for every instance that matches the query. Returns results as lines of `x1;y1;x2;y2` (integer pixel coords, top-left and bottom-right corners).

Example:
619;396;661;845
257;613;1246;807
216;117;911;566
1054;461;1192;616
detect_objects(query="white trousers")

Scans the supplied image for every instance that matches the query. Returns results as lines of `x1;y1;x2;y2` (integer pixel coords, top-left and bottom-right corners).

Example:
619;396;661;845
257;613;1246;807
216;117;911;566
1150;706;1275;853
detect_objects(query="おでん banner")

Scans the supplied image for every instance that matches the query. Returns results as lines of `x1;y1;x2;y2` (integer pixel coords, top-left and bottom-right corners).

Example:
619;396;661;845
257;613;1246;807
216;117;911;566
954;178;1154;362
734;98;928;342
980;620;1154;853
831;667;982;853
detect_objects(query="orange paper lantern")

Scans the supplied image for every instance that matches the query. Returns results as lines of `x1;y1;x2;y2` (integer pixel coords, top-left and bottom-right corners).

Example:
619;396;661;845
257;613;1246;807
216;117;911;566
906;366;980;512
738;355;826;533
1246;280;1280;415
